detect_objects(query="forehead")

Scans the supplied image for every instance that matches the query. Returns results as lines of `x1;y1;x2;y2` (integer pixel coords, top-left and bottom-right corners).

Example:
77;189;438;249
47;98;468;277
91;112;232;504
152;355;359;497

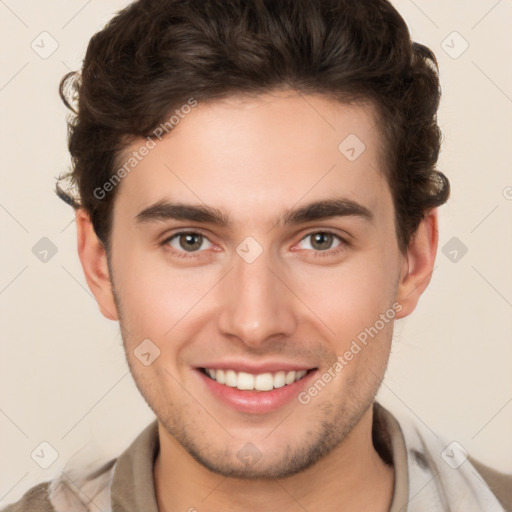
113;90;391;226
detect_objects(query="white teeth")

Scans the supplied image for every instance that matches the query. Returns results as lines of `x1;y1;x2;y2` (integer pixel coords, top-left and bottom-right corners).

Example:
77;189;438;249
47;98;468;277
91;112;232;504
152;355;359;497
254;373;274;391
237;372;255;390
215;369;225;384
285;371;296;385
225;370;237;387
204;368;310;391
273;371;286;388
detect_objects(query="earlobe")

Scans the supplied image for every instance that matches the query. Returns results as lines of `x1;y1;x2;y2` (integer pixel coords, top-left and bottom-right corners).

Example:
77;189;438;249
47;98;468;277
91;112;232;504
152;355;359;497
75;209;119;321
395;209;439;319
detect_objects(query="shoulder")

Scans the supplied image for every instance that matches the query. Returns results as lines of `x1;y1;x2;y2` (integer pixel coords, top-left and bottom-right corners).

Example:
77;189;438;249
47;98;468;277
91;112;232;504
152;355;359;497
377;402;512;511
0;421;157;512
1;458;116;512
1;482;54;512
470;457;512;510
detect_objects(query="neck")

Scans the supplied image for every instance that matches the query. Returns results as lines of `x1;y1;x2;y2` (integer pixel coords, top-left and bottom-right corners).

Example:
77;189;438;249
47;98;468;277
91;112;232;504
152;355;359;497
154;406;394;512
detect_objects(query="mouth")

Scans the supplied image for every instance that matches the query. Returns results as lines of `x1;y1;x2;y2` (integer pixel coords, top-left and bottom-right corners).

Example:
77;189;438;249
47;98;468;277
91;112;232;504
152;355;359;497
196;366;318;414
199;367;313;391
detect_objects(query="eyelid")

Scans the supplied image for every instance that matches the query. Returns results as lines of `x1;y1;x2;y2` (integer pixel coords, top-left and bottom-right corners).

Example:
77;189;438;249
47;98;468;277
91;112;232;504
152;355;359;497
161;227;214;244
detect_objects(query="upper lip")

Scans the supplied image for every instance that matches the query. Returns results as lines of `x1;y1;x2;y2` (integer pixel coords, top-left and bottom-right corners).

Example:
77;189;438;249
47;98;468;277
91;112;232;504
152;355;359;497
196;360;317;374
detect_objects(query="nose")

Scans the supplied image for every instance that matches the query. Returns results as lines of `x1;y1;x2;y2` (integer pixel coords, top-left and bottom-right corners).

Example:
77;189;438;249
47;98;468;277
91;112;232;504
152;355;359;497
217;248;298;349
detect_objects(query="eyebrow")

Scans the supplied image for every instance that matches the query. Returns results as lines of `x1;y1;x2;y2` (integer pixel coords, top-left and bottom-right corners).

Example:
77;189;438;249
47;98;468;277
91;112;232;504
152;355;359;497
134;197;373;227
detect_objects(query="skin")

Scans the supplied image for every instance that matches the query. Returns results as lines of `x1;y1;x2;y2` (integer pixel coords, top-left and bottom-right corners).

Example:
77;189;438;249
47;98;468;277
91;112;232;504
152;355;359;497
76;89;438;511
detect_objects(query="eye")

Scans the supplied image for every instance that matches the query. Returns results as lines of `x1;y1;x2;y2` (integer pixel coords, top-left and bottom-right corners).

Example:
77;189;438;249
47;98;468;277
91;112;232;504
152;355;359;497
297;231;345;254
164;231;213;255
162;229;347;260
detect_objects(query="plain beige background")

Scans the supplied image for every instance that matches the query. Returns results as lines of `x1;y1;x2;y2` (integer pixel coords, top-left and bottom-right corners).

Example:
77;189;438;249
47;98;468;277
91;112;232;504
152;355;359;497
1;0;511;507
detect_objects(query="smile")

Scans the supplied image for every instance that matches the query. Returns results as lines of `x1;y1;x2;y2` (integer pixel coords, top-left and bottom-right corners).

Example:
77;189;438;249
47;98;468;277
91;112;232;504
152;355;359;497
200;368;310;391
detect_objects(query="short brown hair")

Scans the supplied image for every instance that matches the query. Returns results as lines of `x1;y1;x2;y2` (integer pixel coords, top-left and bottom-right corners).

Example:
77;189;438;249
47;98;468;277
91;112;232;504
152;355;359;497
57;0;449;253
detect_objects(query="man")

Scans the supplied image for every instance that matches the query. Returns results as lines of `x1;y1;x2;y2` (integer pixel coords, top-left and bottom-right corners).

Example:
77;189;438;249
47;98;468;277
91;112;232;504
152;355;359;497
3;0;510;511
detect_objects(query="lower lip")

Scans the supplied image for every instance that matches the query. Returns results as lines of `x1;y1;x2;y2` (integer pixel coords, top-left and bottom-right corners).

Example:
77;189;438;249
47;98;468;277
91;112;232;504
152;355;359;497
196;369;318;414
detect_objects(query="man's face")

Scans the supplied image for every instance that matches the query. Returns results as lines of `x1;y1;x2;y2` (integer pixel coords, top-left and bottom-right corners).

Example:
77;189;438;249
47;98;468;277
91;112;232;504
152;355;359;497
107;91;407;478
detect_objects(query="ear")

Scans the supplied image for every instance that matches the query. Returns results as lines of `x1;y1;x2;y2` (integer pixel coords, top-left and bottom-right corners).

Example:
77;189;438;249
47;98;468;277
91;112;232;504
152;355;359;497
395;209;439;319
75;208;119;321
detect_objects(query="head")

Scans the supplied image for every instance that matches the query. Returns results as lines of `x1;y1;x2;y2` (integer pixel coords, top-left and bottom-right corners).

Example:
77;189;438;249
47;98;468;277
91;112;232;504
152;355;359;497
59;0;449;478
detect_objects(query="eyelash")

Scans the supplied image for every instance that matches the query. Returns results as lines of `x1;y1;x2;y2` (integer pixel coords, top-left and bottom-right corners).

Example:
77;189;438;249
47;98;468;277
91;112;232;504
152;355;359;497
161;229;349;260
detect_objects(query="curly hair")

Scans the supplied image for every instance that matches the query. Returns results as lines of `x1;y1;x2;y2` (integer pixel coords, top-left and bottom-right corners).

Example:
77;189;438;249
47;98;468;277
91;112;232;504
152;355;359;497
57;0;449;254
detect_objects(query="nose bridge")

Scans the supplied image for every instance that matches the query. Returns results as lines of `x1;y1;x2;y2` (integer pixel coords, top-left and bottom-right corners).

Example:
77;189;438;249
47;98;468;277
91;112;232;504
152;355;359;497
217;245;296;346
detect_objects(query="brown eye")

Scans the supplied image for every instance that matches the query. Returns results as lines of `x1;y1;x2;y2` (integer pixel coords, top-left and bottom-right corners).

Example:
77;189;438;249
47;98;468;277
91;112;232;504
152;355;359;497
311;232;334;251
299;232;342;252
166;232;213;253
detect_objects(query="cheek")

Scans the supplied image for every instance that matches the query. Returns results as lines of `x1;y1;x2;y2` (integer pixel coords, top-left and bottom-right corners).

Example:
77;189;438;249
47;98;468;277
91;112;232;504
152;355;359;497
289;249;400;334
112;246;217;339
